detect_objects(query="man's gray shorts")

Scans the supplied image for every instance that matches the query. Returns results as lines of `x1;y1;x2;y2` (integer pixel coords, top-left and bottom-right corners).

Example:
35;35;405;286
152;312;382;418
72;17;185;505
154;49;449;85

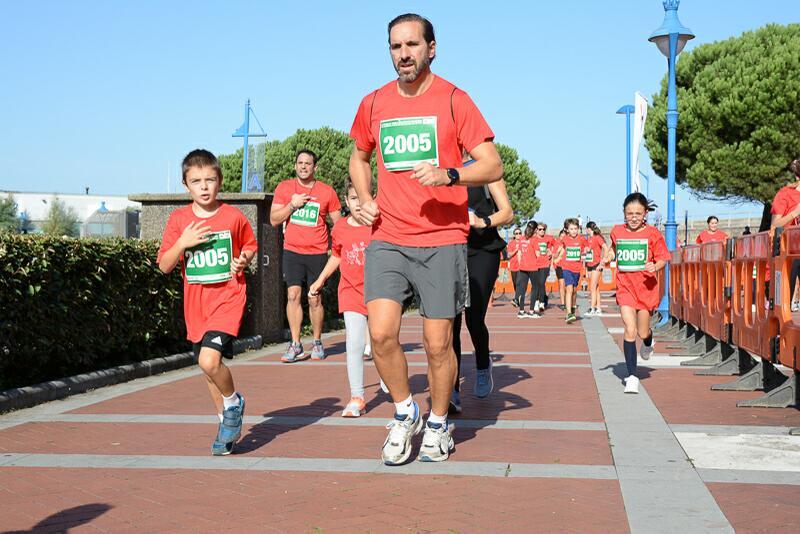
364;240;469;319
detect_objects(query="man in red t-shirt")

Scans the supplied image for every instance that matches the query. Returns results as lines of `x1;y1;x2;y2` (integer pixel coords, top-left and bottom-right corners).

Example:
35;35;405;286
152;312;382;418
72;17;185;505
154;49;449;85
348;13;503;465
270;149;342;362
771;158;800;309
695;216;728;244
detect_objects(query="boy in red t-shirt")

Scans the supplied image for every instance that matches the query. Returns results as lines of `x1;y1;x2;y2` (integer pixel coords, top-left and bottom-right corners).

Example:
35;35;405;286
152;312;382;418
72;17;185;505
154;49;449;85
555;218;588;323
158;149;257;455
309;178;373;417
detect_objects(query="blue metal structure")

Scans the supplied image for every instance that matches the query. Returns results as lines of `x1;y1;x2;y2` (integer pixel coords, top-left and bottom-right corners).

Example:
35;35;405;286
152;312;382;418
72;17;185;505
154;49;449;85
232;99;268;193
649;0;694;320
616;105;635;196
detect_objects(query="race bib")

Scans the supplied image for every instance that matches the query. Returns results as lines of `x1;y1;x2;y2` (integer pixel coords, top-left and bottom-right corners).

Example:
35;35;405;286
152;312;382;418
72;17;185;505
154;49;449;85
185;230;233;284
616;239;649;272
290;201;320;227
379;116;439;171
566;246;582;261
538;242;548;255
585;249;594;263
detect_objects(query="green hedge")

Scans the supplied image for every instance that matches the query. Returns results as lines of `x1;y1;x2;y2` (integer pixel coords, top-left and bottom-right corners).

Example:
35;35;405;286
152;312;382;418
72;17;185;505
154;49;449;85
0;235;186;390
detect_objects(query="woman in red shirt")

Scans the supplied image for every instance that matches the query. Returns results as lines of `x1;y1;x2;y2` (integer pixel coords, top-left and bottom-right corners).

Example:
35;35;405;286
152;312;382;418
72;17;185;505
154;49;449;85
514;221;539;318
770;158;800;309
610;193;670;394
532;222;554;315
585;221;610;316
506;228;523;306
695;216;728;244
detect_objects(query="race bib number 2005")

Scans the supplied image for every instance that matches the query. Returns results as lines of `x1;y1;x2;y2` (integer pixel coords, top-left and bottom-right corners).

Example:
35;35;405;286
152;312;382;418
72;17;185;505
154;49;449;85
616;239;649;272
184;230;233;284
379;116;439;171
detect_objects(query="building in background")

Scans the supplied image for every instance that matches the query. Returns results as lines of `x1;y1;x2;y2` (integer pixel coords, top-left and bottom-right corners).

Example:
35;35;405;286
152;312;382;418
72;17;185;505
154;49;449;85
1;191;141;238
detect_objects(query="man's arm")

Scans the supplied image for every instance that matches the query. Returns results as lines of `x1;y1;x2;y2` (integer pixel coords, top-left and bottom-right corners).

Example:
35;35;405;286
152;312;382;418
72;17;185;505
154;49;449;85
410;141;503;187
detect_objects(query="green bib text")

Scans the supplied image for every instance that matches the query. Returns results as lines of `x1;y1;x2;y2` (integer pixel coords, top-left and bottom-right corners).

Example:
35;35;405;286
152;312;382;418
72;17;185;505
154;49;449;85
566;246;582;261
185;230;233;284
585;249;594;263
616;239;649;272
379;116;439;171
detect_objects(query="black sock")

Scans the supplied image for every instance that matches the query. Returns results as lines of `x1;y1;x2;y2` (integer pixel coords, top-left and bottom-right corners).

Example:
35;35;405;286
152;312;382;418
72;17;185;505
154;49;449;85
623;340;638;377
643;331;653;347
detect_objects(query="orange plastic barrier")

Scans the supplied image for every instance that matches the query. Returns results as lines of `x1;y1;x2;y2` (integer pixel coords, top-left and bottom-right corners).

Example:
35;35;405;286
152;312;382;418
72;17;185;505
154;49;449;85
669;249;683;320
493;260;515;296
682;245;703;329
773;227;800;371
730;231;777;360
599;265;617;291
699;240;731;343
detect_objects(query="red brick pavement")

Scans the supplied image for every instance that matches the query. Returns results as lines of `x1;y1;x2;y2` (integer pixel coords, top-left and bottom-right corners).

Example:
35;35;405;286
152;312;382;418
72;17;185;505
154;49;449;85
707;483;800;533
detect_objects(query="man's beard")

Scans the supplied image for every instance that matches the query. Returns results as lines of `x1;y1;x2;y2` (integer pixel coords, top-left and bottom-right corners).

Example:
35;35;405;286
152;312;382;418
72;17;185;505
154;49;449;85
395;54;431;83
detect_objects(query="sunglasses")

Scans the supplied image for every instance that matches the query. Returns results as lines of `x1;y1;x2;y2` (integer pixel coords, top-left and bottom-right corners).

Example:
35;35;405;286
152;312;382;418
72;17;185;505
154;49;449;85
537;227;546;231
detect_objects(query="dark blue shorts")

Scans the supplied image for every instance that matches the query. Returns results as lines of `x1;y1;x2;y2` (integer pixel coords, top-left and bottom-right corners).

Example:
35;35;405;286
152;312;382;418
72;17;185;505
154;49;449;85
563;269;581;287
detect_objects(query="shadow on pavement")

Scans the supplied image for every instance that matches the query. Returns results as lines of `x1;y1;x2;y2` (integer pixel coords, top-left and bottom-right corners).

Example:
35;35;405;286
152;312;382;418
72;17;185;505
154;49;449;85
2;503;112;534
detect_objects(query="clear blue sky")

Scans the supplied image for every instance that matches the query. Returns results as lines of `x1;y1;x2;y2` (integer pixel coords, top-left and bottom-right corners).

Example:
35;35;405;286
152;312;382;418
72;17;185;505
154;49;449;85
1;1;795;224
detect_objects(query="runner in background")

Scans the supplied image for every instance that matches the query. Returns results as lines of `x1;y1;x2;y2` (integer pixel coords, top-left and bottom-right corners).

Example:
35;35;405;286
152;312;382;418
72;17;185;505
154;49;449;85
309;178;373;417
585;221;610;316
610;192;670;394
533;222;555;314
506;228;523;307
770;158;800;311
695;216;728;244
554;229;567;310
555;218;589;323
515;221;539;318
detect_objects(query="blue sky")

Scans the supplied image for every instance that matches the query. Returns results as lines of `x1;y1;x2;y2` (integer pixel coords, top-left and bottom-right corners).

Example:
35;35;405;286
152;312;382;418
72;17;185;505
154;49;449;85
1;1;795;224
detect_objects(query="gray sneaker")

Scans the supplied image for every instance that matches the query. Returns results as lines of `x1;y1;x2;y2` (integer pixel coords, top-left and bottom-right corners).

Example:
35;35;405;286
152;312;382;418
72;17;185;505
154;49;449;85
280;342;308;363
310;340;326;360
473;360;494;398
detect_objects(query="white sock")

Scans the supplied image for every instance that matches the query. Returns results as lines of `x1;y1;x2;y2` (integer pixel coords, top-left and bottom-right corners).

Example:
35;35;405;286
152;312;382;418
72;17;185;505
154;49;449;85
428;410;447;426
364;344;372;356
394;394;414;417
222;391;239;410
218;413;223;422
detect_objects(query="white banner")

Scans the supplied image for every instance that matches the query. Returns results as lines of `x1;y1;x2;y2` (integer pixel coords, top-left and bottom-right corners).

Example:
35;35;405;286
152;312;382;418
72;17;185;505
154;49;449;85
631;92;648;193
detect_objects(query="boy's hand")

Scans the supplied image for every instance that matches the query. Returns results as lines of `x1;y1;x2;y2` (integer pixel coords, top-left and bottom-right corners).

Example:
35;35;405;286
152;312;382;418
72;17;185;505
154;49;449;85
308;279;324;297
178;221;211;249
230;251;251;274
290;194;312;210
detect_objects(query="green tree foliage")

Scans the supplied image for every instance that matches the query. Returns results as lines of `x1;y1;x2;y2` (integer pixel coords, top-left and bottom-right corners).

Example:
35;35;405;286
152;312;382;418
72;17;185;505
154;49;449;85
219;129;540;225
41;197;80;237
0;194;18;233
644;24;800;203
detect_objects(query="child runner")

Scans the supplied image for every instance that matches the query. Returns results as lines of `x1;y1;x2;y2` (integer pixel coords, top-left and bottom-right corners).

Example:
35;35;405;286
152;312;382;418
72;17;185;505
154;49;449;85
309;178;373;417
507;228;523;307
610;192;670;394
556;218;589;323
157;149;256;455
585;221;611;316
554;229;567;310
515;221;539;318
695;216;729;244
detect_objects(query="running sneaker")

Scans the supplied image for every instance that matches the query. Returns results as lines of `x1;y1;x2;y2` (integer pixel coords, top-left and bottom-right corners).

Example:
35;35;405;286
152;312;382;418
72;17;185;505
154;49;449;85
381;403;423;465
624;375;640;394
448;390;462;415
342;396;366;417
527;311;540;318
211;393;245;456
511;298;518;308
517;310;526;318
474;360;493;398
310;339;326;360
640;344;654;360
566;313;577;324
792;301;800;312
417;421;455;462
280;342;307;363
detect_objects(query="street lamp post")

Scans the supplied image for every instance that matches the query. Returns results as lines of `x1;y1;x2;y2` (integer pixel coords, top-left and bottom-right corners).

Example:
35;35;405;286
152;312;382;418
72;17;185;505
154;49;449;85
649;0;694;320
616;105;635;196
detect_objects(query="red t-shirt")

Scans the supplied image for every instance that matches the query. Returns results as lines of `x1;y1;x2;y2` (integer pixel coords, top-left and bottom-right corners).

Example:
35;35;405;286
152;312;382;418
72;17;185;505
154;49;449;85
560;235;589;273
611;224;671;311
696;230;728;244
157;203;258;342
518;238;537;271
273;179;341;255
507;239;520;272
331;217;372;315
586;234;606;267
531;235;555;269
771;184;800;227
349;75;495;247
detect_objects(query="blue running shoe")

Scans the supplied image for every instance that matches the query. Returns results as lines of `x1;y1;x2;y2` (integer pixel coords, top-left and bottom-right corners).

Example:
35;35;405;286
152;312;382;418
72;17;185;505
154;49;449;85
211;393;245;456
473;360;494;398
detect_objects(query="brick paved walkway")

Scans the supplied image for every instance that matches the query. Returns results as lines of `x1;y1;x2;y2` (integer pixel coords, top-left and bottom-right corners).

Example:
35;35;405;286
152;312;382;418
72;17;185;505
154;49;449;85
1;295;800;533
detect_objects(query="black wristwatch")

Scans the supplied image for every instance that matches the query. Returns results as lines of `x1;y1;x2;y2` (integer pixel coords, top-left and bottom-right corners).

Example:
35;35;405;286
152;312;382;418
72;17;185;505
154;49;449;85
446;167;460;186
482;215;492;228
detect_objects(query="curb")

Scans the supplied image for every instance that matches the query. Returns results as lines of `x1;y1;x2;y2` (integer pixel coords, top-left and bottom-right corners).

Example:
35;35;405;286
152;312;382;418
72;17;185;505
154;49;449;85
0;335;263;414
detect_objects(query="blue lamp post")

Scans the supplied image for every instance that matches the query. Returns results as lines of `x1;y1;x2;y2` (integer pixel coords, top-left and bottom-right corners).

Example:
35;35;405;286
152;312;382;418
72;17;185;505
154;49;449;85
232;99;267;193
616;105;635;196
649;0;694;320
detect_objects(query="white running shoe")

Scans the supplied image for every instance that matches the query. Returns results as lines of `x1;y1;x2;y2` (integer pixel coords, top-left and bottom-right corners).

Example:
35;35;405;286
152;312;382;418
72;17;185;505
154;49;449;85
624;375;640;394
640;344;654;360
792;301;800;313
381;403;423;465
417;421;455;462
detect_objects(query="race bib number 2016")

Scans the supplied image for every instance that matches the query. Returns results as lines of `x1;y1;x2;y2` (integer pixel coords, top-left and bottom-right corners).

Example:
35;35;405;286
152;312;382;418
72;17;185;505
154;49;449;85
290;201;320;227
379;116;439;171
616;239;649;272
185;230;233;284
